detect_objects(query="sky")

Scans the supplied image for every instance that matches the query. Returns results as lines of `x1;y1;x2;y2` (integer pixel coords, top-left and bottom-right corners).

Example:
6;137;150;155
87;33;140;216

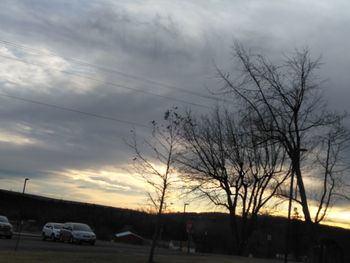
0;0;349;227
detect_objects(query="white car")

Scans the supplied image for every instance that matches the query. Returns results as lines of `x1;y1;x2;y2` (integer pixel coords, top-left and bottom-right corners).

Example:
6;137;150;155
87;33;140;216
59;222;96;245
42;222;63;241
0;216;13;239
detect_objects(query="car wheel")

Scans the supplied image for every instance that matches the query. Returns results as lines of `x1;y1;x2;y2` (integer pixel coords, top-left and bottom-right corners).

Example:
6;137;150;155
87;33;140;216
69;236;74;244
90;240;95;246
51;233;55;241
42;233;47;241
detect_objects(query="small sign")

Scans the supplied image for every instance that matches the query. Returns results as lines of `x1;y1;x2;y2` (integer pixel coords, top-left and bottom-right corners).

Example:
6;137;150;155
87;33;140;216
186;221;193;233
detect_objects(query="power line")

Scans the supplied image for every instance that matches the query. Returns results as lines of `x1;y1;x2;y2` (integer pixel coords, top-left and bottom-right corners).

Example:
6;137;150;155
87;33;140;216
0;38;230;103
0;53;210;109
0;92;149;128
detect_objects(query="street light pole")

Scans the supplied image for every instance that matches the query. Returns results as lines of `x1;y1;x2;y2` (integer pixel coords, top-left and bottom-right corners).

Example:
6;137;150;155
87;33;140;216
22;178;29;194
183;203;189;214
15;178;29;251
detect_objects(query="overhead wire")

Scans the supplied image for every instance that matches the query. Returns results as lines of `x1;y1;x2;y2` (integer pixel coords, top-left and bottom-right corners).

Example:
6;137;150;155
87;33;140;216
0;92;149;128
0;38;230;103
0;38;236;129
0;53;210;109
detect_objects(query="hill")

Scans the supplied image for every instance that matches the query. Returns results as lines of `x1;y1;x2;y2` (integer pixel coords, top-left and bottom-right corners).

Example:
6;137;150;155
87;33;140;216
0;189;349;260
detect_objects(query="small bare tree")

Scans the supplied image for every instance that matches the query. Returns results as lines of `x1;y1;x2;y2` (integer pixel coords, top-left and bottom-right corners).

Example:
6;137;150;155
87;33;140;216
129;109;181;263
313;121;350;223
178;108;288;255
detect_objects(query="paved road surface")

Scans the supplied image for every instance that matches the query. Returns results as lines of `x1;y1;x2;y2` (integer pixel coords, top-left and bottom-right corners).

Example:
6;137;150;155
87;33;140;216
0;234;179;256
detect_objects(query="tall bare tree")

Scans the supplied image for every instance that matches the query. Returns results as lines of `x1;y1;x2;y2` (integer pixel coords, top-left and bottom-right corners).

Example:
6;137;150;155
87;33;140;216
129;109;181;263
178;108;288;255
217;43;346;223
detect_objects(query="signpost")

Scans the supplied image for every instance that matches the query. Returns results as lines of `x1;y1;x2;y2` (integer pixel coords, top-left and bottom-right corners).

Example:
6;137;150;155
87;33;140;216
186;220;193;254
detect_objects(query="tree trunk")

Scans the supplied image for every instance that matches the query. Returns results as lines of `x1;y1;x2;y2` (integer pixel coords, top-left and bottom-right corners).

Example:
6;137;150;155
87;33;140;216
228;208;239;255
294;161;312;223
238;213;249;256
147;189;166;263
147;216;161;263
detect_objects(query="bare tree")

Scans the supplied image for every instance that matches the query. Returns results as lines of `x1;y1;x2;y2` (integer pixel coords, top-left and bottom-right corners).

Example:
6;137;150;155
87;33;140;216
129;109;181;263
217;43;347;224
313;121;350;223
178;108;288;255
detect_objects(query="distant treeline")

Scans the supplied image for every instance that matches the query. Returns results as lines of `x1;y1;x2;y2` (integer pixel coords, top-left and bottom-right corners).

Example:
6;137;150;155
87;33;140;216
0;189;349;260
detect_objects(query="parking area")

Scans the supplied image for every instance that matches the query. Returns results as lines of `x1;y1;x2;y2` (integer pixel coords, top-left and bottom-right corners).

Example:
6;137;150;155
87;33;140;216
0;235;289;263
0;234;178;255
0;236;206;263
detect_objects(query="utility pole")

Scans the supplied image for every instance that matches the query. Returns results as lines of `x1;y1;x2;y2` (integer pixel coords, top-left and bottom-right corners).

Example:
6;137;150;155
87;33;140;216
180;203;189;251
15;178;29;251
284;169;294;263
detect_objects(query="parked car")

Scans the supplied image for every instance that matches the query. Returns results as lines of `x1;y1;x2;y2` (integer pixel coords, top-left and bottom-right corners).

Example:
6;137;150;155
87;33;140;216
59;222;96;245
42;222;63;241
0;215;13;239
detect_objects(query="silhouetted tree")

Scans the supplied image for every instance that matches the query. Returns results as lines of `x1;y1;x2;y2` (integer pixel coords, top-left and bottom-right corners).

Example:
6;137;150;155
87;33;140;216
178;107;288;255
129;108;181;263
313;121;350;223
217;43;348;224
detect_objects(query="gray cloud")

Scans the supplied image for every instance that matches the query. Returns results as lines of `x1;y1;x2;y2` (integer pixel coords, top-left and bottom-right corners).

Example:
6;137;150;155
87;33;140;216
0;0;349;213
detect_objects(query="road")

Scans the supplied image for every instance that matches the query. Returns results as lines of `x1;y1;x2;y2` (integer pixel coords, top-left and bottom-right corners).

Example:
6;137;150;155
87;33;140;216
0;234;179;256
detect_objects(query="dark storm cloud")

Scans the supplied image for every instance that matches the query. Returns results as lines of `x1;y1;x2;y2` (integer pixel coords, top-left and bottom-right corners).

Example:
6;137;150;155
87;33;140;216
0;0;349;208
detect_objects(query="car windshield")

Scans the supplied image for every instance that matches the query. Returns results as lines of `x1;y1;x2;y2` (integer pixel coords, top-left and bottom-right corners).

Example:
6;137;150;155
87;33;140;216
0;216;9;223
53;224;63;229
73;224;92;232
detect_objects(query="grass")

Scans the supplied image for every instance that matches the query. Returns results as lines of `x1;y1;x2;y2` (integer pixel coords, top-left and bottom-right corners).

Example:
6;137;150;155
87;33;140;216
0;251;283;263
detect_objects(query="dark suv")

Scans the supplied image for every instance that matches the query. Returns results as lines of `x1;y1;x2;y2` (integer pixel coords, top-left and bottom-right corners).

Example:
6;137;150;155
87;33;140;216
0;216;13;239
59;222;96;245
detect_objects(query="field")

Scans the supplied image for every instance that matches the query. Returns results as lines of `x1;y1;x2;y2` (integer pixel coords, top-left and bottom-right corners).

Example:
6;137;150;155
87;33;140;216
0;251;284;263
